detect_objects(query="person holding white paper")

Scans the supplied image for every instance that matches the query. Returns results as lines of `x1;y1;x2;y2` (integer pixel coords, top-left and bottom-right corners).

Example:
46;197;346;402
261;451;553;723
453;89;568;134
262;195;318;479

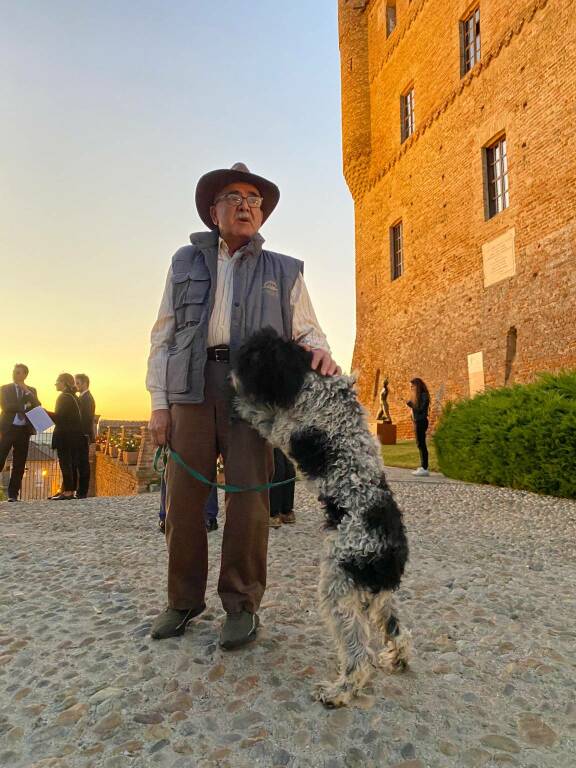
0;364;41;502
23;407;54;434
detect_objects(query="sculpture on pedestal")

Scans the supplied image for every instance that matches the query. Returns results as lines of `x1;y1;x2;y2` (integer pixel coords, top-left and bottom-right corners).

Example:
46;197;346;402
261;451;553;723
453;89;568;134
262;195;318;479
375;377;396;445
376;378;392;423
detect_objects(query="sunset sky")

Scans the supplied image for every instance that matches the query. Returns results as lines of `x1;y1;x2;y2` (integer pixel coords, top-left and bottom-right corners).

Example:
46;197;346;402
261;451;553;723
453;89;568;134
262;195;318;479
0;1;355;420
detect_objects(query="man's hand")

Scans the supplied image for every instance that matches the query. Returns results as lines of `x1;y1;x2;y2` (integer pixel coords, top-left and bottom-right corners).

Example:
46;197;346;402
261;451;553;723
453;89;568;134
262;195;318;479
300;345;341;377
149;408;171;447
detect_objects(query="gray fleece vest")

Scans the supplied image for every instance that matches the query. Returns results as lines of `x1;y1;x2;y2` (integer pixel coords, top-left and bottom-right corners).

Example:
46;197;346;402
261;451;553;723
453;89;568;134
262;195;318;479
167;230;303;404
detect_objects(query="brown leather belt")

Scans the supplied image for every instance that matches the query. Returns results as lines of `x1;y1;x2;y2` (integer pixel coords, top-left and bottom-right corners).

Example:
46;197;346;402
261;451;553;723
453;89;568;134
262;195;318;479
206;345;230;363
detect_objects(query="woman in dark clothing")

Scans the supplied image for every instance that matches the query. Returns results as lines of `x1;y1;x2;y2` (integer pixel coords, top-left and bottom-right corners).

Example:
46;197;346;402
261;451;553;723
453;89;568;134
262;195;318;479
269;448;296;528
406;377;430;477
48;373;84;500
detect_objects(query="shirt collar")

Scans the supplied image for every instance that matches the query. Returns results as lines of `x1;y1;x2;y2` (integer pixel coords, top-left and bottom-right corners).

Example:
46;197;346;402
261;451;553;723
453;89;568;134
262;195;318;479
218;237;231;259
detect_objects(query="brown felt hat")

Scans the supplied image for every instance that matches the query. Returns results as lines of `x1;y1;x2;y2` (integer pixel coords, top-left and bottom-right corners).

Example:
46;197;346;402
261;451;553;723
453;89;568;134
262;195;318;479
195;162;280;230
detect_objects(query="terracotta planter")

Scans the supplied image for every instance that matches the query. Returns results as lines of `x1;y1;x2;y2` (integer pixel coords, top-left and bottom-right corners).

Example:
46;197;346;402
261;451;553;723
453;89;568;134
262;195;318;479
123;451;138;466
109;446;119;459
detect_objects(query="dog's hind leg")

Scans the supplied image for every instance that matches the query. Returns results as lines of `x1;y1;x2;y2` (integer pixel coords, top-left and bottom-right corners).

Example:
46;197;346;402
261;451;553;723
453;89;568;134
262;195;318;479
368;591;411;673
313;568;373;707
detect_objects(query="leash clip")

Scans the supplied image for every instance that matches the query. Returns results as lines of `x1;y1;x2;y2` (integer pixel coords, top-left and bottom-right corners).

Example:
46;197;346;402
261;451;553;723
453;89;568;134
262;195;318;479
153;446;169;474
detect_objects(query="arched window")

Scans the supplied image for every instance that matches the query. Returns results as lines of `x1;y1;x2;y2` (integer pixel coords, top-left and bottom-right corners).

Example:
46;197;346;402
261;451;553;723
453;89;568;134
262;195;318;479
386;2;397;37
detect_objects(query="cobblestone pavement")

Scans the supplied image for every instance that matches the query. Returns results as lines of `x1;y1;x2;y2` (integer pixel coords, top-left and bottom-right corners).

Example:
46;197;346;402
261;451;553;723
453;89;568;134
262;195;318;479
1;472;575;768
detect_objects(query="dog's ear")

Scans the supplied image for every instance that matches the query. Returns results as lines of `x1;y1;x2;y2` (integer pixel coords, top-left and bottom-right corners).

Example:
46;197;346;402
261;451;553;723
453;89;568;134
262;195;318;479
236;328;312;408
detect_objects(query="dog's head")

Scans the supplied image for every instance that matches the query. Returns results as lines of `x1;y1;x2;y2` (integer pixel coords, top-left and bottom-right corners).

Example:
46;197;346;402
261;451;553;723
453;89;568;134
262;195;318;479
231;327;312;409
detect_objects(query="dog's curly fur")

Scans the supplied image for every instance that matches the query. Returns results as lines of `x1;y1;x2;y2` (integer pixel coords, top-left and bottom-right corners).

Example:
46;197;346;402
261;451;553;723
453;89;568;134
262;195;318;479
231;328;412;707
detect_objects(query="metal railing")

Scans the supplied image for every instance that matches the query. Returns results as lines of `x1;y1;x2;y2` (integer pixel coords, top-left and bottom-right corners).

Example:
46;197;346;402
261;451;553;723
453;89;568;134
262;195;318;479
1;423;159;501
0;429;61;501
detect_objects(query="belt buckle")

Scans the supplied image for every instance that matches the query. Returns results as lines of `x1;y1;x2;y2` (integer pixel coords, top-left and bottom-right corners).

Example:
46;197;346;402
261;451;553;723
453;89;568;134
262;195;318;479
214;346;228;363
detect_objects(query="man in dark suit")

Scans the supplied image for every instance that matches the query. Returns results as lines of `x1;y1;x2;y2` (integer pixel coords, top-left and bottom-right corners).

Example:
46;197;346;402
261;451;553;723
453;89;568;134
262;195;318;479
0;364;41;502
74;373;96;499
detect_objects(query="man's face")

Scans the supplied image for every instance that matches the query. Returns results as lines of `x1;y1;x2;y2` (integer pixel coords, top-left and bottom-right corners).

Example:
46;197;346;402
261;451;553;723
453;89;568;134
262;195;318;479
12;367;27;385
75;377;86;393
210;182;263;243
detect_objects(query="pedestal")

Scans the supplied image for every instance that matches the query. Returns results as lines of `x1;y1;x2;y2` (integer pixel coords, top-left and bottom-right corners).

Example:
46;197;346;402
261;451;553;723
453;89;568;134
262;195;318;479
377;421;397;445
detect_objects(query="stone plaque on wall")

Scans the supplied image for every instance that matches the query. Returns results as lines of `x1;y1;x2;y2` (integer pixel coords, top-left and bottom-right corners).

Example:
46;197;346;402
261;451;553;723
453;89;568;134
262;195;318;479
467;351;485;397
482;228;516;287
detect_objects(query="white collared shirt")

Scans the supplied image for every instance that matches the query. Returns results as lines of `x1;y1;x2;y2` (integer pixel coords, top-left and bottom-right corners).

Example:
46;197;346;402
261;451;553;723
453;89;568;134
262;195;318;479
13;383;28;426
146;238;330;410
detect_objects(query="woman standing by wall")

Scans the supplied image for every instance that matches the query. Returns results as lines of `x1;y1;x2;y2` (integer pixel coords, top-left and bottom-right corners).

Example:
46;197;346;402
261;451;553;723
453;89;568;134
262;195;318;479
48;373;83;500
407;377;431;477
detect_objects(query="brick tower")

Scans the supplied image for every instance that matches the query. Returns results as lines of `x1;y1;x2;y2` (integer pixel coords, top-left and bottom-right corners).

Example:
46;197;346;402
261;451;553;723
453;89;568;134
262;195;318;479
339;0;576;437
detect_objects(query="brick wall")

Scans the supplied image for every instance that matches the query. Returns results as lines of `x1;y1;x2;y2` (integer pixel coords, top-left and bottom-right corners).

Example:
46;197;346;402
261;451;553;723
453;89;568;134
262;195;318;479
93;453;140;497
339;0;576;437
91;427;161;497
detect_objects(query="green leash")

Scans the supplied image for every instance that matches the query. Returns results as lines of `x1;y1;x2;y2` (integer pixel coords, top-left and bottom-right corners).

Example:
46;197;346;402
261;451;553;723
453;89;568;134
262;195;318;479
153;446;296;494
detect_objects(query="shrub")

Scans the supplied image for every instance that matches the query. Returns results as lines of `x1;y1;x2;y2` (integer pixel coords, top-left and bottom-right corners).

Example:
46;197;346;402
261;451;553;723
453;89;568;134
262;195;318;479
433;370;576;498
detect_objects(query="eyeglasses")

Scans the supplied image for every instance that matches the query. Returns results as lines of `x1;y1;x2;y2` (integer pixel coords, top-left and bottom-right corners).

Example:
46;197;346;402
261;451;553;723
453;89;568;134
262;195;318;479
214;192;263;208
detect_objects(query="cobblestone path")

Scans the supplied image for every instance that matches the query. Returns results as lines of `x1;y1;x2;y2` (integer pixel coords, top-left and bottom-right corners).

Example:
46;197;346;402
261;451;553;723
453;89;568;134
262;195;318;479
1;473;575;767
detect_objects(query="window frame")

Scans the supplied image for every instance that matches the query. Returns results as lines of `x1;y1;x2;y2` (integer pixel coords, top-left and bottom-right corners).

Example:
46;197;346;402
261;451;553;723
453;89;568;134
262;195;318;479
483;134;510;219
400;86;415;144
460;5;481;76
389;220;404;281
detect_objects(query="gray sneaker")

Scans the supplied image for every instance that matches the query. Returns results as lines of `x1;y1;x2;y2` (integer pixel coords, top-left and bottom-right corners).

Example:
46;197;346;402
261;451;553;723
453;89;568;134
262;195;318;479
219;611;260;650
150;604;205;640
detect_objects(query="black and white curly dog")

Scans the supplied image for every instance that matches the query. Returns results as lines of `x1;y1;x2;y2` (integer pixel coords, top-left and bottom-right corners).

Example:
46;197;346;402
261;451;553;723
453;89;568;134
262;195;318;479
231;328;411;708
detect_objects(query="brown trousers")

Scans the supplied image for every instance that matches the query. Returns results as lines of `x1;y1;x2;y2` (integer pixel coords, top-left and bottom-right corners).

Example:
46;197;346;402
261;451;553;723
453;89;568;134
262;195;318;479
165;361;273;614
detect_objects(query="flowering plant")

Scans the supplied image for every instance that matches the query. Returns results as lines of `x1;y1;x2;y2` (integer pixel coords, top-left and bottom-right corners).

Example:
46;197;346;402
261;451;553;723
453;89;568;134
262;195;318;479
121;437;140;452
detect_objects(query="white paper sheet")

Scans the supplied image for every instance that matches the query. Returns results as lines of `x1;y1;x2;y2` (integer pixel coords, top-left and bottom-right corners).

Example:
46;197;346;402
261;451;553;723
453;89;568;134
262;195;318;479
25;407;55;433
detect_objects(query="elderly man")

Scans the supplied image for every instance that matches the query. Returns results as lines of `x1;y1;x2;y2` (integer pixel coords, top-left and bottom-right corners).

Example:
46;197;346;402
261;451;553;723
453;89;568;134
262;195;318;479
146;163;339;648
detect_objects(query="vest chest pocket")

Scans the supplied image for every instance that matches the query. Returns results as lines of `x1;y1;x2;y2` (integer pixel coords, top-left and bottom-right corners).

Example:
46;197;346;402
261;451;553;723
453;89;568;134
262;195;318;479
166;325;199;394
173;272;210;330
261;285;283;333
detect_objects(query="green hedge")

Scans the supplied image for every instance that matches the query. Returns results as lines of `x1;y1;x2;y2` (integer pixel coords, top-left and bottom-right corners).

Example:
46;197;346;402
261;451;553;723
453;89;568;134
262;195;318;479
433;371;576;498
